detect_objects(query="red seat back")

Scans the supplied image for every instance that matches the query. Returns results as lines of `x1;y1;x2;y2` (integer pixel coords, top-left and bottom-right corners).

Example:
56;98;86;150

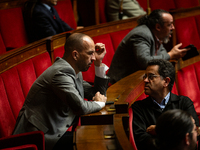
0;7;28;49
98;0;107;23
175;16;200;49
177;64;200;114
0;33;6;55
150;0;176;11
174;0;199;9
0;52;51;138
54;0;77;29
110;29;132;51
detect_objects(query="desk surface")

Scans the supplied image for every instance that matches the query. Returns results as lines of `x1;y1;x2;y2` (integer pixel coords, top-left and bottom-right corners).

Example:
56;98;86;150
80;70;145;125
74;125;118;150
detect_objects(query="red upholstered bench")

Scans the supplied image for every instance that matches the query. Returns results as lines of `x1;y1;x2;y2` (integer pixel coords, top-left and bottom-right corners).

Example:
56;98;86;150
0;52;51;138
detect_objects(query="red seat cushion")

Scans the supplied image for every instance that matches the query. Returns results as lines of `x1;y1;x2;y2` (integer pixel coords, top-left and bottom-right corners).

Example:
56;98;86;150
0;7;28;49
54;0;77;29
175;16;200;49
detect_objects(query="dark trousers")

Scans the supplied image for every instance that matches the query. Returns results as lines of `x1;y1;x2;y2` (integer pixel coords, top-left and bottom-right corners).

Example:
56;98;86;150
53;131;73;150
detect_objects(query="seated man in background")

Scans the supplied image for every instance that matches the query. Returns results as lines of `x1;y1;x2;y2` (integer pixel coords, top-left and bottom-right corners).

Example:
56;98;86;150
107;9;189;84
106;0;146;21
23;0;73;42
131;59;199;150
155;109;198;150
12;33;110;150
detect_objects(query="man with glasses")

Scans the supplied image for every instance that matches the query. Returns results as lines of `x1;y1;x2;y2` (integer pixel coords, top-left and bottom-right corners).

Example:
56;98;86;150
108;9;190;84
131;59;199;150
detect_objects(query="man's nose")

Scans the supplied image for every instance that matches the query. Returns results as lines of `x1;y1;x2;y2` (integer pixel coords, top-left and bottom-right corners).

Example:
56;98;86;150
91;53;96;61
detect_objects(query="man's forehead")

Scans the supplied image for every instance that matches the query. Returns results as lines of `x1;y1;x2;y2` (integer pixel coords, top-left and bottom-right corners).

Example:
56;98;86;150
162;13;173;22
146;65;159;74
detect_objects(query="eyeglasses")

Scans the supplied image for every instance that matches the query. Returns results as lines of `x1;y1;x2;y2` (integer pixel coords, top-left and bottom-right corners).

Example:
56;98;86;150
143;74;161;81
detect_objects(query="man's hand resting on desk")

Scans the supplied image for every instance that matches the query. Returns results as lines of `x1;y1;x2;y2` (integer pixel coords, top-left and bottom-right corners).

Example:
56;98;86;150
168;43;190;60
146;125;156;136
92;92;107;103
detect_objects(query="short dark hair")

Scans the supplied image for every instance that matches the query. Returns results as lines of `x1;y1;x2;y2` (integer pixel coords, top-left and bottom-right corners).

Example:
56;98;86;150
155;109;194;150
64;33;91;56
147;59;175;91
138;9;170;29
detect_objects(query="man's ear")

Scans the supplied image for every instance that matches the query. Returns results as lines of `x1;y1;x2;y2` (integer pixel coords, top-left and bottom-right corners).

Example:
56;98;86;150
163;77;171;88
155;23;161;31
72;50;79;60
184;133;190;146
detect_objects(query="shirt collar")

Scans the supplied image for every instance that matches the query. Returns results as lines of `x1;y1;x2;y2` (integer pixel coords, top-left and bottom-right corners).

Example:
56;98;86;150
152;92;170;110
42;3;51;11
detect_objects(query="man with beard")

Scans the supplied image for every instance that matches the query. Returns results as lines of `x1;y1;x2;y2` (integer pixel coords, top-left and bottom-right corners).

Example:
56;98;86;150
131;59;199;150
155;109;198;150
12;33;110;150
107;9;189;84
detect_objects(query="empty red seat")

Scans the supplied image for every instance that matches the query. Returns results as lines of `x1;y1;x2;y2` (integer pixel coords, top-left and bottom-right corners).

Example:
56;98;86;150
54;0;77;29
0;7;28;50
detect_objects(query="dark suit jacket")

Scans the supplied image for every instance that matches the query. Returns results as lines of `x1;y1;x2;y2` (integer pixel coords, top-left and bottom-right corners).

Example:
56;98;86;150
107;25;170;84
24;2;73;42
132;93;199;150
12;57;109;150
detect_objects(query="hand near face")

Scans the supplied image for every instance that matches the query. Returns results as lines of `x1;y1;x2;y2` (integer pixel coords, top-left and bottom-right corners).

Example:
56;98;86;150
94;43;106;67
168;43;190;60
92;92;107;103
146;125;156;135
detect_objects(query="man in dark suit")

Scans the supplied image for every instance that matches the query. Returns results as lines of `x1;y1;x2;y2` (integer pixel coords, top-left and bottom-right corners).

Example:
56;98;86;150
131;59;199;150
24;0;73;42
107;9;189;84
12;33;110;150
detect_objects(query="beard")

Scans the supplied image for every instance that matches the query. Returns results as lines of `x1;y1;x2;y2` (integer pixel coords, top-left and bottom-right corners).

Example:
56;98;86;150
163;36;170;44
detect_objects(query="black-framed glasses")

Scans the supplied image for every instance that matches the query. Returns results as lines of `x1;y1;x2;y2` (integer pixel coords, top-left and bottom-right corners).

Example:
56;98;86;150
143;74;161;81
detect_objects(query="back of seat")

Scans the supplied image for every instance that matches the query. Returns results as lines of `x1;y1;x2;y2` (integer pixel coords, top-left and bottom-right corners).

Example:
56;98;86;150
175;16;200;49
0;7;28;50
174;0;199;9
177;64;200;114
0;33;6;55
150;0;176;11
0;52;51;138
98;0;107;23
54;0;77;29
110;28;132;51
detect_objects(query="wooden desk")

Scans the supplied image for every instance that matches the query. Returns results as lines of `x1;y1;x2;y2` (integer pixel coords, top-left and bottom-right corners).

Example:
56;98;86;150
80;70;145;125
73;125;119;150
